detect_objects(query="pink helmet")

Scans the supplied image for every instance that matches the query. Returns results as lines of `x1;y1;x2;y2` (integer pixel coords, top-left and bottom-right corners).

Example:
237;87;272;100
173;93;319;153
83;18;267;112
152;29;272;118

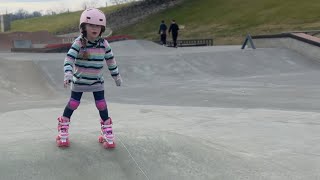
79;8;106;28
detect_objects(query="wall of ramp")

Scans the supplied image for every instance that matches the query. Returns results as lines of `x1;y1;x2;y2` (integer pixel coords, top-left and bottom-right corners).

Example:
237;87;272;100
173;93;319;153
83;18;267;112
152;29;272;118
250;32;320;61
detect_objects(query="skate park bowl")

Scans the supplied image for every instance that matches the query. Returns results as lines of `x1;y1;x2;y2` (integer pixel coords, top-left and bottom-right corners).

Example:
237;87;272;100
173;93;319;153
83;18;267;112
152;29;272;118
1;36;320;179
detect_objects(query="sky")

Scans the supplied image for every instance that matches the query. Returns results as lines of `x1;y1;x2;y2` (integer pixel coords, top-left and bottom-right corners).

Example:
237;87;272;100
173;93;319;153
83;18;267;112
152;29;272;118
0;0;112;14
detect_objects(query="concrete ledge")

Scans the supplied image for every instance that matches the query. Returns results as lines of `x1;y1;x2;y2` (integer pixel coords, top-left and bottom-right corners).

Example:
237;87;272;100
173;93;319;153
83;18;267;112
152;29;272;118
251;33;320;61
10;35;135;53
11;47;70;53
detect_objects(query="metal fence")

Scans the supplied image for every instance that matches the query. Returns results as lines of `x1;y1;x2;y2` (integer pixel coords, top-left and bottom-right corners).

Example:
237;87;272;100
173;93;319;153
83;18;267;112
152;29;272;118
165;39;213;47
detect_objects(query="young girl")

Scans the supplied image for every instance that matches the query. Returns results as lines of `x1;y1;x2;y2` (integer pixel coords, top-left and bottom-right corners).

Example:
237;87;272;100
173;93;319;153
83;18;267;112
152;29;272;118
56;8;122;148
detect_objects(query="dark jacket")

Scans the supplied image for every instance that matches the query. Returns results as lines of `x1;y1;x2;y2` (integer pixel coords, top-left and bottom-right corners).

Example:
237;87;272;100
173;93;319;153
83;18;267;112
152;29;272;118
169;23;179;35
159;23;167;34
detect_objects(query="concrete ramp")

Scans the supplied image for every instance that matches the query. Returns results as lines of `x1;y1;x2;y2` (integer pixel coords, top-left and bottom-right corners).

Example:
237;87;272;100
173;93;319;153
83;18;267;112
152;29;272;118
0;40;320;180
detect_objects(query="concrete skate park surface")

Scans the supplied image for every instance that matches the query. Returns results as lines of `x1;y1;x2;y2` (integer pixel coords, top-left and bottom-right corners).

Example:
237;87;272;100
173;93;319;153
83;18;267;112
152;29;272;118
0;40;320;180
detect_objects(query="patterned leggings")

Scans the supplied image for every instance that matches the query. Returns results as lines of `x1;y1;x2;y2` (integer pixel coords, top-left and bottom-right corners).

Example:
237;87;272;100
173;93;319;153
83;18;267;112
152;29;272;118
63;90;109;121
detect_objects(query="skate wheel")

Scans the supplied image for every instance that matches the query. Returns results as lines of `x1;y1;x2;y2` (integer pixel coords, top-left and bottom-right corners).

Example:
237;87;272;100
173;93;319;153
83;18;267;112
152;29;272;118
98;136;104;143
56;138;70;147
103;141;116;149
65;140;70;147
57;141;70;147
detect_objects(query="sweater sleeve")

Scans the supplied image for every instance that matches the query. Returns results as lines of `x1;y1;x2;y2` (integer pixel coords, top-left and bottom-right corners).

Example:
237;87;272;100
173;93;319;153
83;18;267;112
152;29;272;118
64;39;81;73
104;40;120;80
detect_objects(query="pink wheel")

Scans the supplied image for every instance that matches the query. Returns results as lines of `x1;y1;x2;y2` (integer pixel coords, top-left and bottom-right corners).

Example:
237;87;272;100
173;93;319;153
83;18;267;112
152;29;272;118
64;139;70;147
103;141;116;149
56;138;70;147
98;135;104;143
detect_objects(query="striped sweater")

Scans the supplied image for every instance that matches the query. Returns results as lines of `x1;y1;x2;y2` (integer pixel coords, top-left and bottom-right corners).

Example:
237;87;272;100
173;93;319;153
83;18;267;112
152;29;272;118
64;36;120;92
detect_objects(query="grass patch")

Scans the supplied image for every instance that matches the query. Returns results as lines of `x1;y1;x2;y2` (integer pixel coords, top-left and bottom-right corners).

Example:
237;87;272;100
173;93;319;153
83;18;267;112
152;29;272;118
114;0;320;44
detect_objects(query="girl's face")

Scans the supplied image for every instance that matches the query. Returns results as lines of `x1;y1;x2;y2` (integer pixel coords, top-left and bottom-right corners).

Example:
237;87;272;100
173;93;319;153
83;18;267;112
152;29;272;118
85;23;102;40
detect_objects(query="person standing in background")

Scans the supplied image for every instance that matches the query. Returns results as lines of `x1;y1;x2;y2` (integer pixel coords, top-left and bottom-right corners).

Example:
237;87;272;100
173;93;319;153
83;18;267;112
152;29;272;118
158;20;167;45
168;19;179;48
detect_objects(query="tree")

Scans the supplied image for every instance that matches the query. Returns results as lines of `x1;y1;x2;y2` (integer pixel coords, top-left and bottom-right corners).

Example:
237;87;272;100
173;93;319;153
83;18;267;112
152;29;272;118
45;9;56;16
110;0;136;5
82;0;99;9
15;9;28;19
9;9;43;21
32;11;42;17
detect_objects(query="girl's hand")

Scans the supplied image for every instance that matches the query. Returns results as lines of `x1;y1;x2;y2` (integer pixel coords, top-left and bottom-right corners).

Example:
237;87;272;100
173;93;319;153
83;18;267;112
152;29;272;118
64;72;73;88
115;75;122;86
